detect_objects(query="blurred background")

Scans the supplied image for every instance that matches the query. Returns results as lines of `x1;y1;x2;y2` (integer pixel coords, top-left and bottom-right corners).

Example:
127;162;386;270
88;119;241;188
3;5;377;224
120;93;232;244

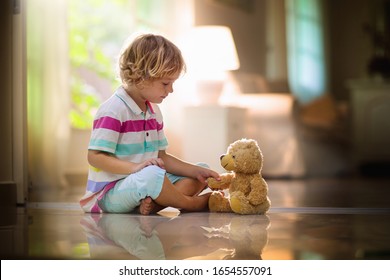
1;0;390;205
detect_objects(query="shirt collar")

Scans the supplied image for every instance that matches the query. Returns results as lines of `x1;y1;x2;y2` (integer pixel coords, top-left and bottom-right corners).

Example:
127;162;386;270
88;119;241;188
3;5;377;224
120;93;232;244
115;86;155;115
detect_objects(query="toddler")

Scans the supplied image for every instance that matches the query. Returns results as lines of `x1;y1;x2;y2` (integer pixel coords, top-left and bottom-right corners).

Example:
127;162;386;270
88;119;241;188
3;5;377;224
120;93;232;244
80;34;220;215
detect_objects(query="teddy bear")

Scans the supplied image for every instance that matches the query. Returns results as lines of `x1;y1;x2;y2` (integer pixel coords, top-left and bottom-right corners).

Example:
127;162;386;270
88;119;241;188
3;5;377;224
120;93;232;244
227;214;270;259
207;138;271;215
202;213;271;259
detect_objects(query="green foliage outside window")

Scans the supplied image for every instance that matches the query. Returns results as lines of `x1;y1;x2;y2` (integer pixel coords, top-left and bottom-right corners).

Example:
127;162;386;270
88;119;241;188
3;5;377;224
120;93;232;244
68;0;131;129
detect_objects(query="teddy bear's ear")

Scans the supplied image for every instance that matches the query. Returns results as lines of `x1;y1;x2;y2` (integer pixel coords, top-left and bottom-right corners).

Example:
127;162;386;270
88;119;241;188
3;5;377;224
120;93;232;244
247;139;259;149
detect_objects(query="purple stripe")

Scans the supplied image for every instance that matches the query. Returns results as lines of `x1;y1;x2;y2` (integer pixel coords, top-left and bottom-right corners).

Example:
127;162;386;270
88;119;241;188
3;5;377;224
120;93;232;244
87;180;110;193
93;116;121;132
90;181;117;213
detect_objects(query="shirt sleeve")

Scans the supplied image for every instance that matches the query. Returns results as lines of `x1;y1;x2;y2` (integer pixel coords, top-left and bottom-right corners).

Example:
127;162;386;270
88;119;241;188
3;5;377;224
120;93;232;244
88;110;121;154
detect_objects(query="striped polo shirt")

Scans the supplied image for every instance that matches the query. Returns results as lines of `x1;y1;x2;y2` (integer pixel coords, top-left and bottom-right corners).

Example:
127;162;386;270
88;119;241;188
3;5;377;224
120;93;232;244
80;86;168;212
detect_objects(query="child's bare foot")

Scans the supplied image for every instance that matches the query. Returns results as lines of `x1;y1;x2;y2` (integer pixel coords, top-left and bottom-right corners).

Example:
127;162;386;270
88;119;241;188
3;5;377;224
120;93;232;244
138;216;154;237
138;197;164;215
183;192;211;212
138;197;155;215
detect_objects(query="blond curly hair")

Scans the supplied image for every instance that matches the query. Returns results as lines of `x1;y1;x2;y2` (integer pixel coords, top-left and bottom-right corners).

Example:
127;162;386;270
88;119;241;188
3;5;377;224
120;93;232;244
119;34;186;88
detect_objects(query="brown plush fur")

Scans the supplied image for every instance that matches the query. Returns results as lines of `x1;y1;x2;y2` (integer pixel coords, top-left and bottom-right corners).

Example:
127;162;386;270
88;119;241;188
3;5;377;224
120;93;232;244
207;139;271;214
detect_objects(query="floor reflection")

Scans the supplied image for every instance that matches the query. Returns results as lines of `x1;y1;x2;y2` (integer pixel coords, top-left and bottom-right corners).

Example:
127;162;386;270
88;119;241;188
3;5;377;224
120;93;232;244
2;178;390;260
80;211;271;260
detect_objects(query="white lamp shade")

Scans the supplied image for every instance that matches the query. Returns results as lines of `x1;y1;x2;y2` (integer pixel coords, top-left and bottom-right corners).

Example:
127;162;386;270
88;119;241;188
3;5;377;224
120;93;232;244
181;25;240;74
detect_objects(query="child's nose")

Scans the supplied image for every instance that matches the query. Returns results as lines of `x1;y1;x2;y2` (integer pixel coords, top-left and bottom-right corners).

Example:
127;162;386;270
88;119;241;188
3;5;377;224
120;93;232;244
167;84;174;93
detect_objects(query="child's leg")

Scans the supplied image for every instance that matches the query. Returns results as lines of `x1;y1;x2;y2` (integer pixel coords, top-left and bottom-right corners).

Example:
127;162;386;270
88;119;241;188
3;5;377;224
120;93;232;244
98;165;210;214
172;177;208;196
138;177;208;215
154;176;211;212
166;162;210;197
98;165;166;214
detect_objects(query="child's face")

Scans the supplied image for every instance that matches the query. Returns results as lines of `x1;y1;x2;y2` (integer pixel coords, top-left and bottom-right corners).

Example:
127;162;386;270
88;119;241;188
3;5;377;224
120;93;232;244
140;74;179;104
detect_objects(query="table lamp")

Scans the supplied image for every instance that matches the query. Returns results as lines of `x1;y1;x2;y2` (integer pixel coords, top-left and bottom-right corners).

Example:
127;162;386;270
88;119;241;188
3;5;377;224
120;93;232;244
181;25;240;105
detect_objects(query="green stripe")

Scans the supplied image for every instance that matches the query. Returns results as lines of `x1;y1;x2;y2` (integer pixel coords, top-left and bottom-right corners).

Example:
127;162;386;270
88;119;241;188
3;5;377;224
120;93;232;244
116;139;168;156
89;139;117;151
116;142;145;155
159;138;168;148
89;138;168;156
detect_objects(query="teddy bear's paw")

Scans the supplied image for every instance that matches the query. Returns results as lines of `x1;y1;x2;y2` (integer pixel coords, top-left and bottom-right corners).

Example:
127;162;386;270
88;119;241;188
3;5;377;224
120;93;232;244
208;192;232;212
206;178;221;190
230;196;245;214
257;199;271;214
230;192;258;215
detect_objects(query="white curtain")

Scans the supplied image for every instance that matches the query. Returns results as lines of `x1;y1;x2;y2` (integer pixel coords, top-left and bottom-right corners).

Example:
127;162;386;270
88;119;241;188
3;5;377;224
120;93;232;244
27;0;70;190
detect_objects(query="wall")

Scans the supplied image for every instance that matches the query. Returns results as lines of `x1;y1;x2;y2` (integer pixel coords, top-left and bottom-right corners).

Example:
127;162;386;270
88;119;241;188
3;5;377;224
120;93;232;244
194;0;267;75
0;0;14;184
193;0;288;92
0;0;28;205
194;0;377;101
0;0;17;226
327;0;374;101
192;0;375;177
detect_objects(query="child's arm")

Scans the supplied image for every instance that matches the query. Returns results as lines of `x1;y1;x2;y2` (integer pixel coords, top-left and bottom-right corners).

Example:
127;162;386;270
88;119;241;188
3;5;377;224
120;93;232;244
158;150;220;183
88;150;165;175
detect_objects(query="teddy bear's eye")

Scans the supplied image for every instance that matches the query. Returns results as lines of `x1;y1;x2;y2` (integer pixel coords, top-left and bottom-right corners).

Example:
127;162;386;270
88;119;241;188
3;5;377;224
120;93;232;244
232;155;236;159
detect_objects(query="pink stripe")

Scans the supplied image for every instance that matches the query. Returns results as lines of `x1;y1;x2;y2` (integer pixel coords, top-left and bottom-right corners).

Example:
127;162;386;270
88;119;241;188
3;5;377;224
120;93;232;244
93;116;121;132
90;204;101;213
121;119;145;132
100;181;117;196
145;119;158;130
156;121;164;131
121;119;163;132
146;101;155;114
89;182;117;213
93;115;164;133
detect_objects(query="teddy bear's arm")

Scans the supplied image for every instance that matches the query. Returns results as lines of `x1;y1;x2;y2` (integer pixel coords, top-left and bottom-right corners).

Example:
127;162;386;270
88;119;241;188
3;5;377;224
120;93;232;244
207;172;234;190
247;176;268;205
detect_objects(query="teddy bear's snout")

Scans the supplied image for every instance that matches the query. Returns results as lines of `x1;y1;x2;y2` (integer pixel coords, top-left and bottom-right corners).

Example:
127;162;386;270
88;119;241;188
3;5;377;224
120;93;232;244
220;154;225;160
220;154;235;171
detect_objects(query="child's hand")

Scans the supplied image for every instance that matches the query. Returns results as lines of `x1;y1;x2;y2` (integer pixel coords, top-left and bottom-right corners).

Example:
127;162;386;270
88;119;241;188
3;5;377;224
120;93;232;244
136;158;165;173
195;168;220;184
207;173;233;190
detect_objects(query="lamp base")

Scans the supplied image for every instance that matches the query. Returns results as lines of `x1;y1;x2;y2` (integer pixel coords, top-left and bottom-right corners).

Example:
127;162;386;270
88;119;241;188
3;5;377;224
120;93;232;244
196;80;224;105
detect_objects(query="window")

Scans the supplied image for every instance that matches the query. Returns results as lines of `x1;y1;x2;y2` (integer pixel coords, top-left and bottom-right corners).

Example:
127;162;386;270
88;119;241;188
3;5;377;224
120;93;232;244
68;0;166;129
286;0;328;104
27;0;193;189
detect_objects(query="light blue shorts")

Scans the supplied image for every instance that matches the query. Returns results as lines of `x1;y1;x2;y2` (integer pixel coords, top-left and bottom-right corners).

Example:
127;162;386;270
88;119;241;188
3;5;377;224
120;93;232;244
98;163;208;213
